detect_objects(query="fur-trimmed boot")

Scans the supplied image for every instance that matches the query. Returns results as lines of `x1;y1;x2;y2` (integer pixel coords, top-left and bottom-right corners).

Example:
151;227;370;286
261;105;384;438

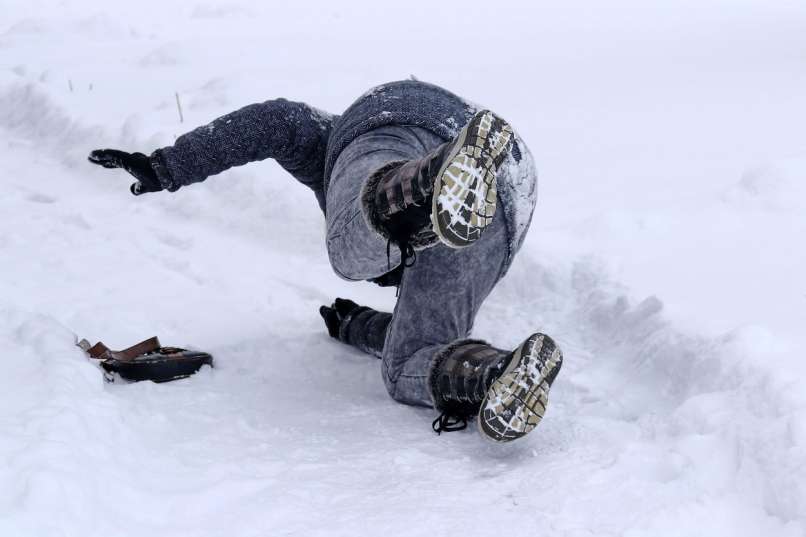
428;333;563;443
361;110;514;255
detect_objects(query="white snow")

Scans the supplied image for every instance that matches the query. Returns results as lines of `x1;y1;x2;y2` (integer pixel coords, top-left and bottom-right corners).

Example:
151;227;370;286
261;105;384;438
1;1;805;536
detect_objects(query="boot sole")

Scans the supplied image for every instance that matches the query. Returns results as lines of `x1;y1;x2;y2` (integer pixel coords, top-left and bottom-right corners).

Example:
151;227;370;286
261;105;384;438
431;110;514;248
478;333;563;443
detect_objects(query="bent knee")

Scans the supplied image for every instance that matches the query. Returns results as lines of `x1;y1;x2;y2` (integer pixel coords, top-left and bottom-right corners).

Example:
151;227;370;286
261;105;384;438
381;358;434;408
325;232;355;281
326;227;399;282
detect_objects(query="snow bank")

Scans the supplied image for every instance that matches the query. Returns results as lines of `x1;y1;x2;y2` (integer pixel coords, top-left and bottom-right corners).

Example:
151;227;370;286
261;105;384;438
1;1;804;535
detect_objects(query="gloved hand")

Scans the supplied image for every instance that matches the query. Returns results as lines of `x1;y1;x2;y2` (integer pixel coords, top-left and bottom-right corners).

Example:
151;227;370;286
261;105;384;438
88;149;163;196
319;298;361;339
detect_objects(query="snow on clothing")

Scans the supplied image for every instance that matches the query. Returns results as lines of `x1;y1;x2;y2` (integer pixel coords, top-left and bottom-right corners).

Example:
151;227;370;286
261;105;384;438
150;80;539;408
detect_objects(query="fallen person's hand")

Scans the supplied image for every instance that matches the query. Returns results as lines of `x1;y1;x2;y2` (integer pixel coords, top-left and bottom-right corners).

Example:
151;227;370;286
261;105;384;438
319;298;361;339
88;149;163;196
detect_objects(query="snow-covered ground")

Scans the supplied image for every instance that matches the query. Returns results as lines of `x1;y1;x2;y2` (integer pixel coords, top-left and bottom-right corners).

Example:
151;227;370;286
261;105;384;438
1;1;805;535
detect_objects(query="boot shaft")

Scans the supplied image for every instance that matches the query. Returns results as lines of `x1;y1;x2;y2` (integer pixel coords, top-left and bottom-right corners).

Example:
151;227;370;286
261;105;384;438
428;339;510;417
374;142;450;219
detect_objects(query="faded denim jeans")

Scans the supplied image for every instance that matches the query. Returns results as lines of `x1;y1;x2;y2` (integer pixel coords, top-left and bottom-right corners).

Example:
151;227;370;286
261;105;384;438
325;125;513;407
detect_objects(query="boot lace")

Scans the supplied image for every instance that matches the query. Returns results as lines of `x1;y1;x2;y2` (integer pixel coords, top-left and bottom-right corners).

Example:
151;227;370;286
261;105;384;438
432;412;468;434
386;237;417;270
386;238;417;297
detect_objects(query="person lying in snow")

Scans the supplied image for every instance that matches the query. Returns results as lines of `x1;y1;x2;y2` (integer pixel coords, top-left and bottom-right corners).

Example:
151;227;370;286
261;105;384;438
88;79;563;442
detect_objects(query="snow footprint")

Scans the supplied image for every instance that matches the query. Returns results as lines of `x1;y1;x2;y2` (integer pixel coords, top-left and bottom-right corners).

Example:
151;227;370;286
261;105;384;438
26;193;56;204
155;232;195;251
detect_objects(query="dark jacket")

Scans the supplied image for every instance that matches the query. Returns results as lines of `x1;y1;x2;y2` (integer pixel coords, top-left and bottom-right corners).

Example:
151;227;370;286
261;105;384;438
151;80;475;213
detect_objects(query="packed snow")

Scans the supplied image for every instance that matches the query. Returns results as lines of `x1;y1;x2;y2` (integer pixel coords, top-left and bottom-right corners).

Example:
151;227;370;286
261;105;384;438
1;1;804;535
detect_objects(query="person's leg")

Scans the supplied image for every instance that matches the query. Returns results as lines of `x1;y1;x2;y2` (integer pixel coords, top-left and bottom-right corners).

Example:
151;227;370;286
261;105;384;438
324;112;560;441
380;201;509;406
325;126;445;281
379;194;563;442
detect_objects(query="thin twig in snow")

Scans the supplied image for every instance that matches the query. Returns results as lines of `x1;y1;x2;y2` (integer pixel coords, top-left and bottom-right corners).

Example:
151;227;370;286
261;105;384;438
175;92;184;123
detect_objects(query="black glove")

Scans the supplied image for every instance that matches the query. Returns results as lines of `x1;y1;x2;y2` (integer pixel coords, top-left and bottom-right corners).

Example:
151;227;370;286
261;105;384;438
319;298;361;340
88;149;163;196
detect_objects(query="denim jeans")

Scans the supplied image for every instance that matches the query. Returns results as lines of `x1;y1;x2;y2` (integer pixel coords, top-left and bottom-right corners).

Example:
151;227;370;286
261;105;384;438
325;125;513;407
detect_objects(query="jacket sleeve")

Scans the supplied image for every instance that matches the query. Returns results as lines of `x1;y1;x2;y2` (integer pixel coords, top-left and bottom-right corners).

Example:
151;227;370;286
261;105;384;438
150;99;336;198
339;306;393;359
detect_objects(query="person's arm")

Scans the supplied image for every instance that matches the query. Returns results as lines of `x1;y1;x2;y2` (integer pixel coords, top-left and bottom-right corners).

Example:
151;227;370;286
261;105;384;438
89;99;336;200
153;99;334;192
320;298;392;359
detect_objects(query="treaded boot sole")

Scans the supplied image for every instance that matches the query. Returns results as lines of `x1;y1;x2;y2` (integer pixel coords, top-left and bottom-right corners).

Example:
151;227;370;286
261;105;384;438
431;110;514;248
478;333;563;443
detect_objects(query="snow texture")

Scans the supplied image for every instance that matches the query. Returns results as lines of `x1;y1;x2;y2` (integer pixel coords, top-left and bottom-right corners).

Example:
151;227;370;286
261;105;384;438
1;1;805;536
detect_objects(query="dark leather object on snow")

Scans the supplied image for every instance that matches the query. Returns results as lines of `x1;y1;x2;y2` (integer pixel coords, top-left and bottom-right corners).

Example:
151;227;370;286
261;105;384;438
77;336;213;383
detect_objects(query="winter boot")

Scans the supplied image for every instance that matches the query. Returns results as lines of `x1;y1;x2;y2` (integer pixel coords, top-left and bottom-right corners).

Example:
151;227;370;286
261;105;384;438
429;333;563;443
362;110;514;254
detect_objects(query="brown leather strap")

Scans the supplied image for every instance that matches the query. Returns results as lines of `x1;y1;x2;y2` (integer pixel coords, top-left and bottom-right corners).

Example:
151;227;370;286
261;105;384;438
111;337;161;361
78;336;161;362
87;341;112;359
